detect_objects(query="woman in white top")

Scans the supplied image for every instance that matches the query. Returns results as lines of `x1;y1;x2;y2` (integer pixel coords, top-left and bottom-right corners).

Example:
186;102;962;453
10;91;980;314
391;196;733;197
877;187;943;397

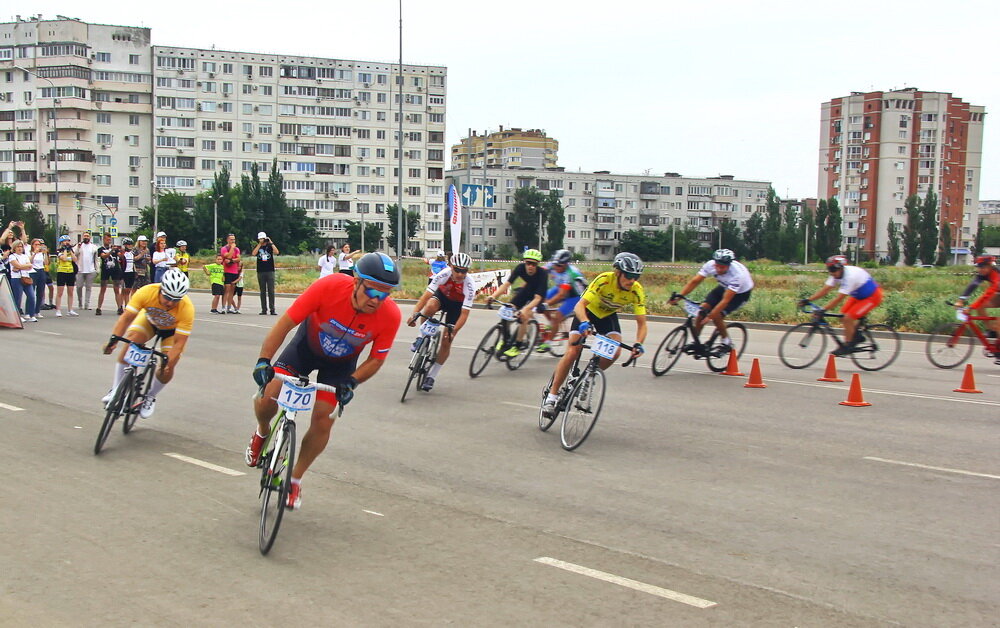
317;245;339;279
8;240;36;322
29;239;48;319
151;239;175;284
337;243;355;276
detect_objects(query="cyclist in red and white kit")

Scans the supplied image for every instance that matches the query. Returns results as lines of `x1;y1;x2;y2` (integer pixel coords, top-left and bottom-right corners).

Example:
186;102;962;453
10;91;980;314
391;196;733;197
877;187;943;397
406;252;476;392
959;255;1000;360
246;252;401;510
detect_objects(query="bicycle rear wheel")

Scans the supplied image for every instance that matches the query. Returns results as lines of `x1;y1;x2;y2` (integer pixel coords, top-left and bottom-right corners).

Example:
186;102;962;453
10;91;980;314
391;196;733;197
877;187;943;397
259;418;295;555
94;373;132;455
651;326;687;376
851;324;900;371
548;319;571;357
926;323;975;369
506;320;539;371
469;326;501;378
779;323;827;369
560;368;607;451
123;364;150;434
706;322;748;372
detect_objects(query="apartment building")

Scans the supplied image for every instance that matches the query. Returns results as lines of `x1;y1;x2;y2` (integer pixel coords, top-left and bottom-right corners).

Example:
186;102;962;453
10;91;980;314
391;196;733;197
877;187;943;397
1;15;447;247
819;88;985;261
446;167;771;260
451;127;558;171
1;17;153;235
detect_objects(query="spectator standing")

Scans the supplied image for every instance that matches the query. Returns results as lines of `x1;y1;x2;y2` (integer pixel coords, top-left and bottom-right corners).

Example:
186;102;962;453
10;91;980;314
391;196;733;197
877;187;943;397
317;245;338;278
8;240;36;322
75;231;98;310
54;234;79;316
151;238;174;283
133;235;151;290
29;239;48;319
252;231;279;315
221;233;241;314
1;220;28;283
204;253;226;313
174;240;190;277
96;233;123;316
337;243;355;275
119;237;136;303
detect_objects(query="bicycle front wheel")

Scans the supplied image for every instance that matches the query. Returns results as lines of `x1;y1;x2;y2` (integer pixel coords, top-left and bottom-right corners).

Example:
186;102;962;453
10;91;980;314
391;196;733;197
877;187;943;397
851;324;900;371
926;323;975;369
779;323;827;369
401;341;428;402
259;419;295;555
651;326;688;376
469;326;502;378
506;320;539;371
560;368;607;451
94;373;132;455
706;322;748;372
122;366;148;434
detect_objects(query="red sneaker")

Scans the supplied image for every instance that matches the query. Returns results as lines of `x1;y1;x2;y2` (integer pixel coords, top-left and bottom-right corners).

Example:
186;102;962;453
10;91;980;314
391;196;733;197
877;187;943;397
286;482;302;510
244;431;266;467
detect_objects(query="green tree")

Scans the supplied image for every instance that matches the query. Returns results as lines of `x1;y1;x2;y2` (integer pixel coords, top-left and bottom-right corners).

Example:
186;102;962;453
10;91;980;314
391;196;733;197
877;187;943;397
387;204;421;255
814;199;829;260
542;191;565;256
239;163;265;243
800;205;816;263
980;224;1000;247
825;196;842;257
344;220;384;252
902;194;921;265
761;187;782;259
743;211;765;260
508;186;547;250
192;164;241;252
936;221;951;266
719;219;743;259
780;202;800;262
918;190;939;265
136;191;195;244
0;186;46;245
886;218;901;265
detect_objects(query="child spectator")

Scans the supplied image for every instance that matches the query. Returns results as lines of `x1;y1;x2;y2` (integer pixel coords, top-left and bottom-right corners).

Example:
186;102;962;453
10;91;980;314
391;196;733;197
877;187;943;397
204;254;226;313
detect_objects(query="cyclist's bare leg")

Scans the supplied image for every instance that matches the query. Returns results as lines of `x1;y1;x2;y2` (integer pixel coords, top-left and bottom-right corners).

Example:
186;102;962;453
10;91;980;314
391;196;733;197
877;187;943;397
550;335;583;393
419;297;443;319
843;315;859;344
516;306;534;342
291;399;338;480
707;311;728;339
252;377;283;436
436;329;455;364
116;327;154;365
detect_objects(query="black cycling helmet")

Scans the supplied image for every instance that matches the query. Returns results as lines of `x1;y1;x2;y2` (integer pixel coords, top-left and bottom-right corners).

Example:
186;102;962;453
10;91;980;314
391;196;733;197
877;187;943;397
826;254;848;271
354;252;401;287
613;252;644;275
551;249;573;265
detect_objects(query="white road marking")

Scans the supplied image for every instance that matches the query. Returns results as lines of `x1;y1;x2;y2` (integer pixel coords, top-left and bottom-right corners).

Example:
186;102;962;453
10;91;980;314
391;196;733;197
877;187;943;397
363;509;385;517
196;317;267;329
73;426;82;429
502;401;541;410
533;557;717;608
163;453;245;476
863;456;1000;480
35;330;61;336
0;402;24;411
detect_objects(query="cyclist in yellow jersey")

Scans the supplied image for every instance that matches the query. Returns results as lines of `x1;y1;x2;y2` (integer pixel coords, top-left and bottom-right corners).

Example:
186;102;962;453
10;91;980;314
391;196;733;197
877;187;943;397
542;252;647;418
101;269;194;419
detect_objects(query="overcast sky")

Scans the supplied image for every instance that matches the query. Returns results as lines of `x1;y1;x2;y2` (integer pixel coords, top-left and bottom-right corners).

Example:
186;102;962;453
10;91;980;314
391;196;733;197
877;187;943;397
18;0;1000;199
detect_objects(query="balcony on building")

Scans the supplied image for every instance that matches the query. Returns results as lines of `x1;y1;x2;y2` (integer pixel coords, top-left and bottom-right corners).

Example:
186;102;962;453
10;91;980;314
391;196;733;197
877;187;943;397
54;116;93;131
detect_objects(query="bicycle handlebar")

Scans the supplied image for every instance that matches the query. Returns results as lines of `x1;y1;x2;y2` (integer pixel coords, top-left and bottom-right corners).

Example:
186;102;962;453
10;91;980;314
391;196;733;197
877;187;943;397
798;301;843;318
570;333;639;366
107;334;169;369
273;372;340;394
412;311;456;330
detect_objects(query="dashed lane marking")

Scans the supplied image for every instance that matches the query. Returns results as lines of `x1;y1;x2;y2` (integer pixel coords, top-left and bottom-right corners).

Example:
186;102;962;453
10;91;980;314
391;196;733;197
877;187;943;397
864;456;1000;480
163;452;245;476
533;557;717;608
363;510;385;517
0;402;25;412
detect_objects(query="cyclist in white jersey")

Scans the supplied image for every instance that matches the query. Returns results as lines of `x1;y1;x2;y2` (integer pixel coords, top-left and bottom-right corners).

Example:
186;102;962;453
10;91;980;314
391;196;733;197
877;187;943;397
669;248;754;348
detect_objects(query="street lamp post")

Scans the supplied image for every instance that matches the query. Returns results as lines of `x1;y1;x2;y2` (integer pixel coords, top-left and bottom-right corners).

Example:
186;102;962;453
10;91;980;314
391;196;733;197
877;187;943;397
151;179;159;236
211;193;223;250
16;66;60;240
951;221;959;266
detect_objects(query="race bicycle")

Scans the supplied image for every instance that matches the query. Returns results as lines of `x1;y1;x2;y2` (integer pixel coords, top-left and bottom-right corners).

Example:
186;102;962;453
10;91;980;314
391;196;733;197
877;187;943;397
255;372;340;555
538;334;637;451
95;334;168;455
535;308;571;357
651;293;748;376
925;301;999;368
468;300;539;377
401;311;455;401
778;302;900;371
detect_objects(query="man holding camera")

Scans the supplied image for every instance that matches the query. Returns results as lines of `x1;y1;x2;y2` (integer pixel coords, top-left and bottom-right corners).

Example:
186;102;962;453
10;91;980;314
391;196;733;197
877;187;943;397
252;232;279;316
76;231;99;311
96;232;123;316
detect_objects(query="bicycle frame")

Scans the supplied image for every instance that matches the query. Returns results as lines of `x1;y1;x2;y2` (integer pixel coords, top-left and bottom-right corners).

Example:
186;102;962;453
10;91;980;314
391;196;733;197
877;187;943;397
950;313;998;351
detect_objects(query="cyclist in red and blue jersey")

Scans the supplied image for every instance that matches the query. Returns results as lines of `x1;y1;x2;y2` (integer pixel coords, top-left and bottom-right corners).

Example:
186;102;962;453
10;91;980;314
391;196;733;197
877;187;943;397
959;255;1000;352
406;252;476;392
801;255;882;356
245;252;401;510
538;249;587;352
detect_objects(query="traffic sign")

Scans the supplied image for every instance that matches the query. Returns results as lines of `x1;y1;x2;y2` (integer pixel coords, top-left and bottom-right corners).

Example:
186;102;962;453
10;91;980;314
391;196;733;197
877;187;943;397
109;217;118;226
109;226;118;237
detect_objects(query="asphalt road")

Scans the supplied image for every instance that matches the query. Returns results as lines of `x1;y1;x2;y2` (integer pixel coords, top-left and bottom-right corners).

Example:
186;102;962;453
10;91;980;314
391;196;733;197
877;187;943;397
1;292;997;627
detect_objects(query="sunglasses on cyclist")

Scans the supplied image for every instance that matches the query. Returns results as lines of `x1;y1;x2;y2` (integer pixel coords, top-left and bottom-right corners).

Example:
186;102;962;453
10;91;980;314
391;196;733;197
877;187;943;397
524;260;538;267
451;267;469;274
360;280;393;300
622;271;641;280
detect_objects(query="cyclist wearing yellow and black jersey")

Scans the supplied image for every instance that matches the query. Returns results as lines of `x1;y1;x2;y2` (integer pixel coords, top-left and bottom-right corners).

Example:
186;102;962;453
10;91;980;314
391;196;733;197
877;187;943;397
542;252;647;418
101;269;194;419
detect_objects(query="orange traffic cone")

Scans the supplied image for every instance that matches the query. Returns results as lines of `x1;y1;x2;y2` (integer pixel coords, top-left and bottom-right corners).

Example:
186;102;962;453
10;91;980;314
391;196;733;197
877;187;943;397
817;354;844;382
721;348;744;376
839;373;872;407
953;364;983;394
744;358;767;388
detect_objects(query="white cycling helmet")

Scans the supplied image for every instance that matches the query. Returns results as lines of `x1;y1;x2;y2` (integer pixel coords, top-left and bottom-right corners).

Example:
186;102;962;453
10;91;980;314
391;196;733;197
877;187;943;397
450;252;472;270
712;248;735;264
159;268;190;299
613;252;644;275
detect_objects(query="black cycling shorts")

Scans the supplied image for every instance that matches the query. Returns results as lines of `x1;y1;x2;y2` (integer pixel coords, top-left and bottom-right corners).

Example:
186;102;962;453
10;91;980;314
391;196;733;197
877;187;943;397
570;309;621;336
510;286;540;310
274;322;357;398
703;285;752;316
431;290;464;326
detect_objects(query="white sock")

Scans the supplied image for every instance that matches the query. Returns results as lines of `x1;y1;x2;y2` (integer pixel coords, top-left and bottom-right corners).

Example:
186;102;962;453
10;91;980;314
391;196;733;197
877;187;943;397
721;336;732;346
546;393;559;404
147;376;168;398
428;362;443;378
111;362;127;390
290;477;301;486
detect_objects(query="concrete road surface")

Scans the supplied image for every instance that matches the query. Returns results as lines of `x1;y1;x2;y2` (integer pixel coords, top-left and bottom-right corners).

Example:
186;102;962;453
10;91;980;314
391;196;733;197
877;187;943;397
1;292;997;626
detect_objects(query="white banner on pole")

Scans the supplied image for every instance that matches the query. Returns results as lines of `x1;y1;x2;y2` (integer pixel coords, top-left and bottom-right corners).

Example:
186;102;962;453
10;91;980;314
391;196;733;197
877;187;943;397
447;184;462;253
